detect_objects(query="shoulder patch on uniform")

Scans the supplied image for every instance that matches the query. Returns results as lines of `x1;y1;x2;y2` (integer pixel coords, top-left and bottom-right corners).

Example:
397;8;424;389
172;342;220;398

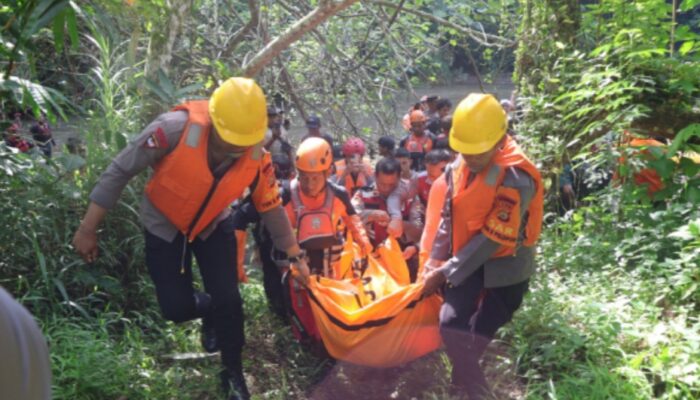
143;126;169;149
185;124;203;147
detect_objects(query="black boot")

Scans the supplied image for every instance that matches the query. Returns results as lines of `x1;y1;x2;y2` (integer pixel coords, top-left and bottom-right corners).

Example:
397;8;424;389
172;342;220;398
201;314;218;353
220;369;250;400
194;292;218;353
450;335;492;400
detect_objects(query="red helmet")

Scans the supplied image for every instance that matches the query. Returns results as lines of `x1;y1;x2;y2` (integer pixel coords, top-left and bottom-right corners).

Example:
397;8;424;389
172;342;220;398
342;137;366;156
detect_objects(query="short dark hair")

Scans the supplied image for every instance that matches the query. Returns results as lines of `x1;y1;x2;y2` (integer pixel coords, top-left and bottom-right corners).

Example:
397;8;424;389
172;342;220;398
440;116;453;133
378;136;395;151
436;98;452;110
394;147;410;158
375;157;401;177
434;137;451;151
425;149;451;165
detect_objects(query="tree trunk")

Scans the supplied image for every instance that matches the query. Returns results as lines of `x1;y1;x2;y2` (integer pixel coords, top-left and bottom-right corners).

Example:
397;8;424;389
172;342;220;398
221;0;259;60
242;0;360;78
145;0;192;78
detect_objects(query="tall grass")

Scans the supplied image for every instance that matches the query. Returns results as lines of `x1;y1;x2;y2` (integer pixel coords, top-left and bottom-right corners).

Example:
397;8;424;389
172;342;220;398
503;194;700;400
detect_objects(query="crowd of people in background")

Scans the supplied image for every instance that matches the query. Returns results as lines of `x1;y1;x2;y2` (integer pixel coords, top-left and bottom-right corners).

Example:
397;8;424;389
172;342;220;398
2;111;55;157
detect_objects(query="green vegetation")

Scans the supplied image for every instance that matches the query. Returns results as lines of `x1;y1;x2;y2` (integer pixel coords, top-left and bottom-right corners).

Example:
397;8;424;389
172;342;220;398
1;0;699;399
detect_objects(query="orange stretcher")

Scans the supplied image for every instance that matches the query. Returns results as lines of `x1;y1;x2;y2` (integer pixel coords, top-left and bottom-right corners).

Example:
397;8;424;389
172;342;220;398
302;238;442;368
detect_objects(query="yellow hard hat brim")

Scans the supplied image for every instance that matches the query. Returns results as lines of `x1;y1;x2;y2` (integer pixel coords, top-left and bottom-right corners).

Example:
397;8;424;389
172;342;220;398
449;130;504;155
213;125;266;147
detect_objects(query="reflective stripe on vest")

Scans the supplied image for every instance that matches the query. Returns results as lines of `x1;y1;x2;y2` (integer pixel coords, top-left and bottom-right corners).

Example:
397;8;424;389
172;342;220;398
145;100;262;241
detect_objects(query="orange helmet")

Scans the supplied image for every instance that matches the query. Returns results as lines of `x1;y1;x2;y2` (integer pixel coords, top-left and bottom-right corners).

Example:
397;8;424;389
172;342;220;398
296;137;333;172
409;109;426;123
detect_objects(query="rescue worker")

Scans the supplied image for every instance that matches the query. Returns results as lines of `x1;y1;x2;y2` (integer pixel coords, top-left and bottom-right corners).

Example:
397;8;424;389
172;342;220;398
401;102;422;132
301;115;334;148
286;137;372;279
616;133;667;198
71;77;309;400
333;137;374;195
421;93;543;399
352;157;406;250
263;106;293;161
235;138;371;346
400;110;435;171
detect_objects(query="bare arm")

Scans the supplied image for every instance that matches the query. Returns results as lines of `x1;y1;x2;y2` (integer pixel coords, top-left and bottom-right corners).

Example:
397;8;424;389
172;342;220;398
72;202;108;263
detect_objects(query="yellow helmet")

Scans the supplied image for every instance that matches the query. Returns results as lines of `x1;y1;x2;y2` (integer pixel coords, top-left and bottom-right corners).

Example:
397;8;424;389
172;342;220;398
449;93;507;154
296;137;333;172
209;77;267;146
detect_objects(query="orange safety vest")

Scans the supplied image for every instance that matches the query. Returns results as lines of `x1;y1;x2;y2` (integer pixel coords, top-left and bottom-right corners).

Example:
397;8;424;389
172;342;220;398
289;180;340;250
419;174;446;266
334;159;373;195
404;133;433;154
145;100;264;241
446;136;543;258
617;137;665;196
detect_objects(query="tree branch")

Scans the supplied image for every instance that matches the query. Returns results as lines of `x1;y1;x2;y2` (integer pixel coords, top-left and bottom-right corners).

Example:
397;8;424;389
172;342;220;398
221;0;259;60
242;0;361;77
368;0;514;47
344;0;406;73
277;59;308;122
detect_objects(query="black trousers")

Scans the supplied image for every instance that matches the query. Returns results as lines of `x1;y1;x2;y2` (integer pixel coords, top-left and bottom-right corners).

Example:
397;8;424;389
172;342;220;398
145;221;244;372
439;267;529;399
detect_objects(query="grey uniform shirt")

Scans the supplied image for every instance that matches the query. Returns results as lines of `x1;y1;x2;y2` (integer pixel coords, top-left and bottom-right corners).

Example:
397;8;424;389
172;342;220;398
89;110;296;250
0;286;52;400
430;165;537;288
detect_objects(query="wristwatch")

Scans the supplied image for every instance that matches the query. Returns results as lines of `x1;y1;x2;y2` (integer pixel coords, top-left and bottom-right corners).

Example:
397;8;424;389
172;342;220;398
288;255;300;263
